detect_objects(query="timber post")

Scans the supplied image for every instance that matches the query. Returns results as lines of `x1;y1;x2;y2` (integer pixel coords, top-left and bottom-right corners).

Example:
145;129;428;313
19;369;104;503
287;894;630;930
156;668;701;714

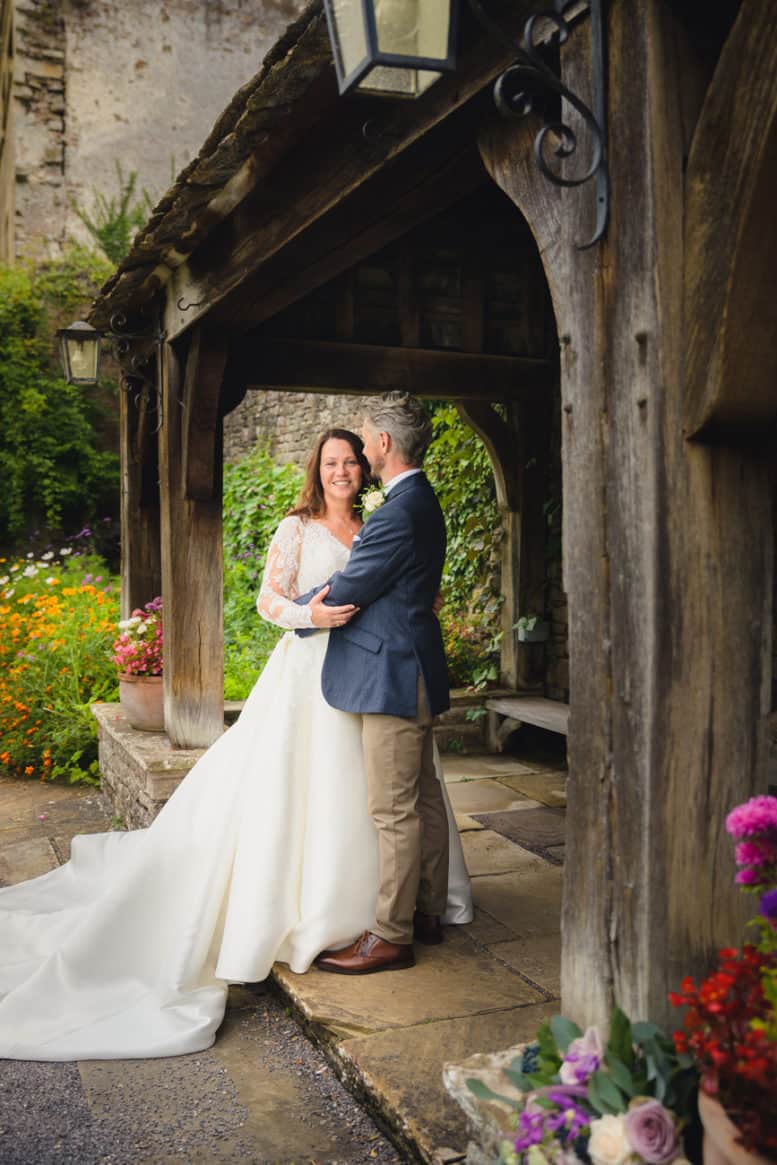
480;0;773;1028
158;327;228;748
120;368;161;619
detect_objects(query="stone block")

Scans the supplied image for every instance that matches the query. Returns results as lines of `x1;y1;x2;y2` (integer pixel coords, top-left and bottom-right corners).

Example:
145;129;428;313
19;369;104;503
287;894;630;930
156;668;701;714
92;703;206;828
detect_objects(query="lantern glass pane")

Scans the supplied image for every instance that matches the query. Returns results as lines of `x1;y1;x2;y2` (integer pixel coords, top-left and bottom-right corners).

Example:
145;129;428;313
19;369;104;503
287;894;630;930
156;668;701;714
330;0;369;79
357;64;441;96
374;0;450;61
66;336;100;383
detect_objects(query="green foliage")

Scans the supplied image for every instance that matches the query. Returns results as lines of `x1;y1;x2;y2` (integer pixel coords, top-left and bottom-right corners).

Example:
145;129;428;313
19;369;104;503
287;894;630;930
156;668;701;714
0;547;119;784
222;446;304;699
71;162;154;265
424;405;502;687
0;262;119;548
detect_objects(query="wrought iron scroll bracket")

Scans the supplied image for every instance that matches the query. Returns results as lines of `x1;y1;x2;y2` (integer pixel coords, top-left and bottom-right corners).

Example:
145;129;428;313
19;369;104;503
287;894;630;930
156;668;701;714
469;0;608;250
107;312;167;431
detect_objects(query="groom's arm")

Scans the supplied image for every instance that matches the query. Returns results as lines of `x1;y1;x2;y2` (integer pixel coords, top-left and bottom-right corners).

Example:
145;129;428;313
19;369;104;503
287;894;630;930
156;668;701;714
294;507;411;613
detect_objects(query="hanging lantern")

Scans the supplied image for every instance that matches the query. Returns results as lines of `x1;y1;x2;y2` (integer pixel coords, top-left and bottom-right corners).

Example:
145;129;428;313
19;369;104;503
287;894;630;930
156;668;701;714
323;0;458;97
57;320;102;386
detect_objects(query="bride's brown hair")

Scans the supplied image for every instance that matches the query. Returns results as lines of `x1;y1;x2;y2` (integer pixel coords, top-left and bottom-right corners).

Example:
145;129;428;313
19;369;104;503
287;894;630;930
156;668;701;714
288;428;372;519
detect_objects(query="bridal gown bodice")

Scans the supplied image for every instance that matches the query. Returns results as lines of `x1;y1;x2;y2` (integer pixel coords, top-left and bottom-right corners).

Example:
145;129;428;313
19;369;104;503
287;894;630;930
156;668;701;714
0;516;473;1061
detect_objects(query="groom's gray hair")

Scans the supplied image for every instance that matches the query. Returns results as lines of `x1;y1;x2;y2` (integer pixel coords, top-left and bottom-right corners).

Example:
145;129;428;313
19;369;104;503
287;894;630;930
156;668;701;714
365;391;433;466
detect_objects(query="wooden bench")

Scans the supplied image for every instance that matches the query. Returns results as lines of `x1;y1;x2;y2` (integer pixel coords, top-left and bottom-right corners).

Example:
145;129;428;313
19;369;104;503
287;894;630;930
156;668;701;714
485;694;570;752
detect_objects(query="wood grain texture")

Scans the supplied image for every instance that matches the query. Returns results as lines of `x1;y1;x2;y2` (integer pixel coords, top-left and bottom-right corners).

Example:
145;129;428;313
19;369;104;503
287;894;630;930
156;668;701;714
158;341;224;749
235;338;553;400
684;0;777;439
181;326;229;501
481;0;773;1028
120;380;161;619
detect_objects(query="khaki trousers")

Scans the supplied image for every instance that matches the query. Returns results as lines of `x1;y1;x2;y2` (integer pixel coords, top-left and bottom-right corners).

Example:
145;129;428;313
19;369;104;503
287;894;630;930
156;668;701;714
362;675;450;945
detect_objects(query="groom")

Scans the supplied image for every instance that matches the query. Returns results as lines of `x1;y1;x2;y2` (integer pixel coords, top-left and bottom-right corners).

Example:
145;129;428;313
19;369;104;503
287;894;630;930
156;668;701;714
296;391;450;974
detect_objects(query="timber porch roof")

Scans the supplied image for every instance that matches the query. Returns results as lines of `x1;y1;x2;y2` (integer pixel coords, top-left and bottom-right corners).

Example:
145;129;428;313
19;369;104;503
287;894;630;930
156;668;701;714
87;0;565;338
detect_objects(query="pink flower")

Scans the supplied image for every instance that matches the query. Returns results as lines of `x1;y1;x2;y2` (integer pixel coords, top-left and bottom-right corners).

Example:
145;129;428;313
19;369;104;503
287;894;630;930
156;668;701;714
725;796;777;839
735;840;776;866
735;867;761;885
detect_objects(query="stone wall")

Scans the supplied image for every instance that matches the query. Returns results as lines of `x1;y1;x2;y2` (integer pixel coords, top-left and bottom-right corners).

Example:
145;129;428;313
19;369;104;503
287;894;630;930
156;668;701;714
11;0;65;257
0;0;14;262
224;388;370;468
10;0;303;260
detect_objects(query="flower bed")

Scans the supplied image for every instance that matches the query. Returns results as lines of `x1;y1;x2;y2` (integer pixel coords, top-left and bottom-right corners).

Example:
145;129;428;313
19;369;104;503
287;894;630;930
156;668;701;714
0;548;119;783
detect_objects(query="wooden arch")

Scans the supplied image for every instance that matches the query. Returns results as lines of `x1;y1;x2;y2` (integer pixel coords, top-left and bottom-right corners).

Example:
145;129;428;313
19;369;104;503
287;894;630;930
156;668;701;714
684;0;777;440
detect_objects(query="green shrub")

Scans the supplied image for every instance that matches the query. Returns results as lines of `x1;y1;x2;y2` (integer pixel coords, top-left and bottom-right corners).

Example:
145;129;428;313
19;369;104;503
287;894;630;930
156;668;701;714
222;445;304;698
0;257;119;550
424;405;503;688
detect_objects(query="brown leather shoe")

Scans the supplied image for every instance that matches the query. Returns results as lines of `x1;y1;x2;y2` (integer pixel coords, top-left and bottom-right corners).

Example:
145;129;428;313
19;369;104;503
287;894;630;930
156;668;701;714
314;931;415;975
413;910;443;945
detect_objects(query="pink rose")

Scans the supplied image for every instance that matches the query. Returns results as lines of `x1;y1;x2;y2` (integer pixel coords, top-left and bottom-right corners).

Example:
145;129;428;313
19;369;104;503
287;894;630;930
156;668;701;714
624;1100;679;1165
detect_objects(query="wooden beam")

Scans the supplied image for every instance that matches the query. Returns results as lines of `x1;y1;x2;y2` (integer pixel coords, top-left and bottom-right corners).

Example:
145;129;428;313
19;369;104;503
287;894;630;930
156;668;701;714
236;338;552;400
684;0;777;440
166;106;489;339
181;325;230;501
158;341;224;749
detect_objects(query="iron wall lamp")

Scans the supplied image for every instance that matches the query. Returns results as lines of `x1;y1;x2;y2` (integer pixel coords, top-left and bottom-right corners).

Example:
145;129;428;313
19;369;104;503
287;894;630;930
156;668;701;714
57;314;167;425
323;0;458;97
323;0;608;248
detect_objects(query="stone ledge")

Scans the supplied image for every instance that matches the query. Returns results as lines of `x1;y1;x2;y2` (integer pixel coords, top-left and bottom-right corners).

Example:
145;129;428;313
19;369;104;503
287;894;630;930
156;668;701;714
443;1043;527;1165
91;703;207;828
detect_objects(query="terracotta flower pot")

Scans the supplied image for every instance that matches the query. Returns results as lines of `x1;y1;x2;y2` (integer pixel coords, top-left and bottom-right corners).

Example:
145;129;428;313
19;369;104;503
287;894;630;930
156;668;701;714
698;1092;773;1165
118;673;164;732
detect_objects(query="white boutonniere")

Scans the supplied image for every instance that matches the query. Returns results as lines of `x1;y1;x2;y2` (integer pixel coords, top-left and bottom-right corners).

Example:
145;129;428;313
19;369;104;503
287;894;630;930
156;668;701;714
361;486;387;519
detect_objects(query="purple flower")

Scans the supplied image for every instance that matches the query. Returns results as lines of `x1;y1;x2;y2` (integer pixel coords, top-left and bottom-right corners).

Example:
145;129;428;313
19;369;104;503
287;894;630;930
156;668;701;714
726;795;777;839
624;1100;679;1165
560;1027;603;1086
760;888;777;922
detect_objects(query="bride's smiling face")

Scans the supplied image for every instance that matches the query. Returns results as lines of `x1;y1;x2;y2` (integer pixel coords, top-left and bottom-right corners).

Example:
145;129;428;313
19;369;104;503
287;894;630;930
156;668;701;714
319;438;363;508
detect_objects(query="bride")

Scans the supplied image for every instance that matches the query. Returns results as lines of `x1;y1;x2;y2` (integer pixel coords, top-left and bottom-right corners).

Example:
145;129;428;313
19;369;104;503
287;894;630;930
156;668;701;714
0;427;472;1061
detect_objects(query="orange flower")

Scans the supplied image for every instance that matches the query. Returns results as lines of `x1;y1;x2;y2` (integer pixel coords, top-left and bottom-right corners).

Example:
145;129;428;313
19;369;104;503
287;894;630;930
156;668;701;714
24;765;34;775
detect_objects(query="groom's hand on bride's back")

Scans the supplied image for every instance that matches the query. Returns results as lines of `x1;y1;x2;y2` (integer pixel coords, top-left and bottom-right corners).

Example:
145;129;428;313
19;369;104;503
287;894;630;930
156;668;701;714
308;585;360;629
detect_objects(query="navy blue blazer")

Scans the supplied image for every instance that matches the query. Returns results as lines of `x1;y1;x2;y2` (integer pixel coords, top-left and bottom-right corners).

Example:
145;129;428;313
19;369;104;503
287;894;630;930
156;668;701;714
295;472;449;718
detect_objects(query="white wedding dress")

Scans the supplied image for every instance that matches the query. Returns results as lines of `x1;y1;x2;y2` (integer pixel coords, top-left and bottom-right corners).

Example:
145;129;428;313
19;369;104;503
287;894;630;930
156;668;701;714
0;516;472;1061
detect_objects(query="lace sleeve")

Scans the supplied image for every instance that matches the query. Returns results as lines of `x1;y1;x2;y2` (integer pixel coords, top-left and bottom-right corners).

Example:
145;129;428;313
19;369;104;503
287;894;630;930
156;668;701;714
256;517;314;630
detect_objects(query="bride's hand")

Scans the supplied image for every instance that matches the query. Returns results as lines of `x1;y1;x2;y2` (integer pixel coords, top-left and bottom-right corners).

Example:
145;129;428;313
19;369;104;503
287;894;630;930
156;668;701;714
308;586;359;629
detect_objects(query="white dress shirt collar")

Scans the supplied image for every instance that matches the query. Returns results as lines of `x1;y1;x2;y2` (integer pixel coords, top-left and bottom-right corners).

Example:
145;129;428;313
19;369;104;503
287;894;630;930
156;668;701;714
383;468;422;495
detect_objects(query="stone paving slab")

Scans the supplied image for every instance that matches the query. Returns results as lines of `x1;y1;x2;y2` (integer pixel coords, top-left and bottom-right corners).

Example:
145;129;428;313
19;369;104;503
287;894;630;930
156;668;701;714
273;927;545;1042
443;756;552;782
337;1002;557;1164
446;780;541;815
454;812;485;832
0;835;60;884
461;830;547;877
469;869;563;940
488;934;562;998
494;771;567;808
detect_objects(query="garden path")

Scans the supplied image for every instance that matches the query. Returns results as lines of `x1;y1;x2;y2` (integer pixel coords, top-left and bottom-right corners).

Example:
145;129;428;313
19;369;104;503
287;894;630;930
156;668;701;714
0;744;567;1164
